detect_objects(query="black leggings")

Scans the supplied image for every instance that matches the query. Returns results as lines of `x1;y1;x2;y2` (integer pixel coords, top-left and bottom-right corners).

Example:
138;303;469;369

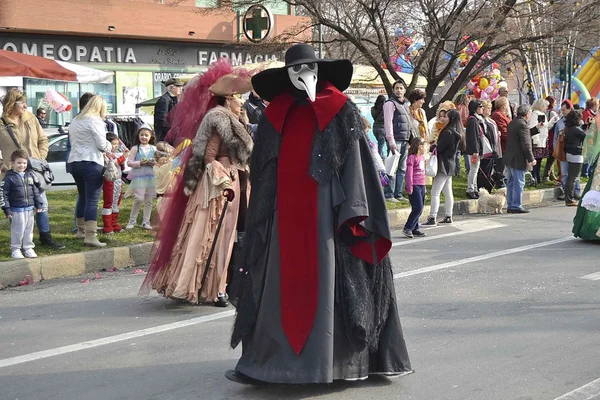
532;158;543;184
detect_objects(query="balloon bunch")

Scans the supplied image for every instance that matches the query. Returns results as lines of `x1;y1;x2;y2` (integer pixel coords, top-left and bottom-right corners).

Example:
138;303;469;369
465;63;507;101
45;89;72;112
387;27;424;73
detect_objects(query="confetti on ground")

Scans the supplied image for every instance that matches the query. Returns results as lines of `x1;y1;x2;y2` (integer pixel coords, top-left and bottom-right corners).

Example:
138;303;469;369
18;275;32;286
95;273;102;279
81;279;90;284
110;267;118;272
133;269;145;274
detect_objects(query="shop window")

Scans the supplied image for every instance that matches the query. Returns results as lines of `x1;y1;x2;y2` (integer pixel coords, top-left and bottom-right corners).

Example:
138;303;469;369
115;71;153;114
24;78;116;128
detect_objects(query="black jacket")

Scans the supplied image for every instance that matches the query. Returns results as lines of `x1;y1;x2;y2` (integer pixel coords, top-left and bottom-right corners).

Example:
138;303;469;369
370;106;385;138
435;128;461;176
465;115;484;155
243;94;266;125
154;92;178;139
564;126;587;156
0;170;44;215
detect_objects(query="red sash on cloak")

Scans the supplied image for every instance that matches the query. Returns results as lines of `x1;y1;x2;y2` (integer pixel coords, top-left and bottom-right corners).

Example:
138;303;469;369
265;83;346;355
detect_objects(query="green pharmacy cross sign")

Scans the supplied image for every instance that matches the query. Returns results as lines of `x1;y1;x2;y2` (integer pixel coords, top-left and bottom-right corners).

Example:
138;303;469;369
243;5;273;43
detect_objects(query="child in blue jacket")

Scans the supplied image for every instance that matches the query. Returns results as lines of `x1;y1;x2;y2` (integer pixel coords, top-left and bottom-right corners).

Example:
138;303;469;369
0;150;45;259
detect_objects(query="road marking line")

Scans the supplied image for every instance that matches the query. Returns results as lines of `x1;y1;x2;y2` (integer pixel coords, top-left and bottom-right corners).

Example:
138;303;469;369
394;236;574;279
392;222;504;247
554;377;600;400
0;310;235;369
580;272;600;281
0;235;574;369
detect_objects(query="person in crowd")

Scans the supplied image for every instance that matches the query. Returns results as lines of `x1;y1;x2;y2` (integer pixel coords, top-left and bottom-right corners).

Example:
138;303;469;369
0;88;64;249
428;100;455;144
497;87;515;120
403;137;427;238
67;92;95;234
153;141;175;219
384;79;411;201
124;127;157;230
101;133;127;234
361;116;386;183
154;78;183;142
371;94;387;157
454;93;470;176
542;96;560;182
492;96;511;154
408;89;429;140
480;100;503;191
564;110;588;206
424;109;464;226
581;98;599;177
465;100;485;198
0;149;44;259
36;108;48;128
554;99;579;199
143;61;253;307
242;90;267;125
68;95;113;247
528;99;559;185
503;104;536;213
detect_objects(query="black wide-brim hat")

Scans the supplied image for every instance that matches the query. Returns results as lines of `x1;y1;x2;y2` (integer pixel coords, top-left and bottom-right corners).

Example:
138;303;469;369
252;44;353;101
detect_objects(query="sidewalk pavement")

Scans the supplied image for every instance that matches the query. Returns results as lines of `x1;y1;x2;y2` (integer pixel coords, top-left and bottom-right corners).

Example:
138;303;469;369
0;188;559;289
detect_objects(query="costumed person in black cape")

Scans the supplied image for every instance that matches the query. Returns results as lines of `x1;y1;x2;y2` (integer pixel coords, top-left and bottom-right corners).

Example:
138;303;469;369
225;44;413;385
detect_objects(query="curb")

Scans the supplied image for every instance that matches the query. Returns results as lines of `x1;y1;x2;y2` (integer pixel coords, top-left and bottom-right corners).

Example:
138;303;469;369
387;188;557;229
0;242;153;289
0;188;559;288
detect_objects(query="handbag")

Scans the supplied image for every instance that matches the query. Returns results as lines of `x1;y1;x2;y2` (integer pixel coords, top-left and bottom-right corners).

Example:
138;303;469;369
385;152;400;175
426;149;438;177
481;134;494;158
103;154;119;182
1;118;54;191
553;128;567;162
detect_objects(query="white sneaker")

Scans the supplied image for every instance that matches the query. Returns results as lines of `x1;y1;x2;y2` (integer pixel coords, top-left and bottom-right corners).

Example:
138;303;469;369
125;223;135;230
23;249;38;258
11;249;24;259
141;222;153;230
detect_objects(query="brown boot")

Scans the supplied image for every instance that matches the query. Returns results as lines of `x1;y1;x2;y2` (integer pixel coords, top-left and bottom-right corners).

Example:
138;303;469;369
84;220;107;247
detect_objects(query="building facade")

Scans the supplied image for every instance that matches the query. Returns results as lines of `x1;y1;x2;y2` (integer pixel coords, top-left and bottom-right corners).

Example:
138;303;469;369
0;0;308;123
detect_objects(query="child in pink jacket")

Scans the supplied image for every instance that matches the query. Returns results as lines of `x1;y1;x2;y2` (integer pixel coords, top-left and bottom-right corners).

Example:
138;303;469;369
403;137;427;238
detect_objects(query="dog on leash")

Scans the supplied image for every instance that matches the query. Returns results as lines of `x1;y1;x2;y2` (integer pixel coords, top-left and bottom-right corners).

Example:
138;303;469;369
477;187;507;214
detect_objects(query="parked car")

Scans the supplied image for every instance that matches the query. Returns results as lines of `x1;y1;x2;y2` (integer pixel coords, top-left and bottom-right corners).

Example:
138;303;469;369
46;134;74;186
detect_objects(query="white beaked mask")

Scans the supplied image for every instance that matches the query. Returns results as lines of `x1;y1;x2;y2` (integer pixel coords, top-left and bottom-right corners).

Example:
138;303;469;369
288;63;319;102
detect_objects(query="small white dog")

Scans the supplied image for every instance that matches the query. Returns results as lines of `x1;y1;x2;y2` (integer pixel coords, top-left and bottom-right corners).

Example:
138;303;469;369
477;187;507;214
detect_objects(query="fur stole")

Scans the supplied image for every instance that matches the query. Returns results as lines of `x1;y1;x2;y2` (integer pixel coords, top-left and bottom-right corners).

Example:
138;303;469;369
192;106;253;166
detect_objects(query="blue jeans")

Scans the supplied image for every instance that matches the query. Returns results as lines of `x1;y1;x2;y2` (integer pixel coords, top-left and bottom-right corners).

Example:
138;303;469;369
385;140;409;199
405;185;425;231
71;161;104;221
559;161;581;195
34;192;50;233
505;167;526;210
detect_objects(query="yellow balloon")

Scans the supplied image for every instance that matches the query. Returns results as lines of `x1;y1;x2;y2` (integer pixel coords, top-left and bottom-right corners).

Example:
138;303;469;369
479;77;489;90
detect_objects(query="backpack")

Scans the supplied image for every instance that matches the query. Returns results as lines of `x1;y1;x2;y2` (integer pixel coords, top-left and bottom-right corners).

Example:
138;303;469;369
103;155;119;182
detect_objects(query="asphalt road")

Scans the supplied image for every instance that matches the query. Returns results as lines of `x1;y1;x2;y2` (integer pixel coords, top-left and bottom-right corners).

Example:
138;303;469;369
1;204;599;400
